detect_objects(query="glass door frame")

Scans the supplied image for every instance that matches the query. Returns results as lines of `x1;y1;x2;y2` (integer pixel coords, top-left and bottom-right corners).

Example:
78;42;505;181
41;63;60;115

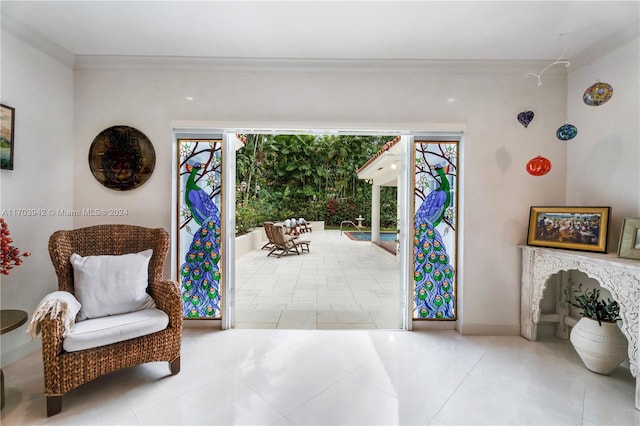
173;126;463;330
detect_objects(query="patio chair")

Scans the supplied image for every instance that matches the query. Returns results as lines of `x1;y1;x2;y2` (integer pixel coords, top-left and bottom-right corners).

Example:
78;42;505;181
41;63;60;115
263;222;293;256
268;224;310;258
283;218;299;237
261;222;275;250
298;218;312;233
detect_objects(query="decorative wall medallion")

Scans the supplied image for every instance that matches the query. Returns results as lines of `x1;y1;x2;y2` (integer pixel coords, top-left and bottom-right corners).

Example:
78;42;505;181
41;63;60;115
583;82;613;106
89;126;155;190
556;123;578;140
526;155;551;176
517;110;535;128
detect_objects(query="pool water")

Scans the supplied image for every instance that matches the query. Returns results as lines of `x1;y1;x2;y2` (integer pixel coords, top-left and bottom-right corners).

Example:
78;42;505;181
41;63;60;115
345;231;397;242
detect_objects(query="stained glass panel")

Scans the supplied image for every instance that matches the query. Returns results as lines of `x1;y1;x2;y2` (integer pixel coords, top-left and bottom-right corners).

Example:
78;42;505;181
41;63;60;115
413;141;458;320
178;139;223;319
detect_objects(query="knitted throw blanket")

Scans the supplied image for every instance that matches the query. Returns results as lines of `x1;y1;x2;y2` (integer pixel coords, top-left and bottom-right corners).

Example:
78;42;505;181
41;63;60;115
27;291;82;338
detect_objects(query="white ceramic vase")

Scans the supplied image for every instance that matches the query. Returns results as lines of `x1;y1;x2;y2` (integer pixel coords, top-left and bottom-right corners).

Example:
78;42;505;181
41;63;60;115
569;317;628;375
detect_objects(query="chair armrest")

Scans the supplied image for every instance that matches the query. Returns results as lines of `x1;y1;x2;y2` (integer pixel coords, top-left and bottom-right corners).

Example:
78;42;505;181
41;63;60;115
40;313;66;359
152;279;183;329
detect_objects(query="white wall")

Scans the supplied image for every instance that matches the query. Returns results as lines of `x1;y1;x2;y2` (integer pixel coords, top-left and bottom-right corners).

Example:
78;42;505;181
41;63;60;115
567;32;640;246
73;59;568;334
0;30;74;365
0;17;635;366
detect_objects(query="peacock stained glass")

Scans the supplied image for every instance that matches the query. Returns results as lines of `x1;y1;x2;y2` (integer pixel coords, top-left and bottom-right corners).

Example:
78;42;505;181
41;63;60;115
414;142;457;320
178;139;222;319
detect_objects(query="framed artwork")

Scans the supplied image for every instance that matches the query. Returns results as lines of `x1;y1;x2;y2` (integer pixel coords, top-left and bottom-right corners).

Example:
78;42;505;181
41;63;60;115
617;217;640;260
1;104;15;170
177;139;223;319
527;206;610;253
413;141;458;320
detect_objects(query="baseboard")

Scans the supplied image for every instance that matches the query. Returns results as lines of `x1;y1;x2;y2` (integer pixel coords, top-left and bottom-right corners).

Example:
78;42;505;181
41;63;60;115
458;323;520;336
0;339;41;368
183;319;222;329
411;321;457;331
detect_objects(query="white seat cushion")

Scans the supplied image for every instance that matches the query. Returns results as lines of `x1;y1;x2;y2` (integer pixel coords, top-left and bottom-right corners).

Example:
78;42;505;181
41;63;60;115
62;308;169;352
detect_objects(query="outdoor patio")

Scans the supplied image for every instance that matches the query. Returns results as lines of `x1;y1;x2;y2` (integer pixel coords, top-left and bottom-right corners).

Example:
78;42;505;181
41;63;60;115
235;229;400;329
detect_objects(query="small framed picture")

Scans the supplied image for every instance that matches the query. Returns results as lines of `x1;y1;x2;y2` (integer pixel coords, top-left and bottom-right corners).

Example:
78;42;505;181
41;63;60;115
527;206;610;253
617;217;640;260
1;104;15;170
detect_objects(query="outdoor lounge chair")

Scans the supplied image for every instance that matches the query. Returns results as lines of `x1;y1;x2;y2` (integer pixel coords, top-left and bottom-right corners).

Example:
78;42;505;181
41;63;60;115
268;224;310;258
298;218;312;233
263;222;294;256
261;222;275;250
283;219;301;237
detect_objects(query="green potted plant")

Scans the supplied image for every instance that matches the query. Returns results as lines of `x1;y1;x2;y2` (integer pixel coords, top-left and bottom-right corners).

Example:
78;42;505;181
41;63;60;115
569;283;621;325
568;283;627;375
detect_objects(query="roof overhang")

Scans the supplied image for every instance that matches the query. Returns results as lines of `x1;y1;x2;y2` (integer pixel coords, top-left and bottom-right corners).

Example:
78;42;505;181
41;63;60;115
356;137;401;187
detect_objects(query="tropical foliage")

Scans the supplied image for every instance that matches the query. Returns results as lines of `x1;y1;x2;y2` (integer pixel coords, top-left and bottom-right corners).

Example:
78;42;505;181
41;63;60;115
236;134;397;233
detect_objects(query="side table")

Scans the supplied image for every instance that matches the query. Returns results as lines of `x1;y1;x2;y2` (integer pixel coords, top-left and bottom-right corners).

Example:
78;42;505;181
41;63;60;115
520;246;640;411
1;309;28;410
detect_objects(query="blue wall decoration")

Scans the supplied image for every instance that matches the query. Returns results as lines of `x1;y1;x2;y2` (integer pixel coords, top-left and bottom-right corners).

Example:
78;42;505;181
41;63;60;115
517;110;535;128
556;123;578;141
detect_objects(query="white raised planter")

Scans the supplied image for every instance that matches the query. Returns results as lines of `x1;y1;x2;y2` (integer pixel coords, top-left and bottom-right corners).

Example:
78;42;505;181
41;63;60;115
309;221;325;231
235;228;265;258
570;317;628;375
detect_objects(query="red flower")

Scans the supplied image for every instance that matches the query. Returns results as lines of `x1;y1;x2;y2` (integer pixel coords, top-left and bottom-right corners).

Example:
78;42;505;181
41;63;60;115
0;218;30;275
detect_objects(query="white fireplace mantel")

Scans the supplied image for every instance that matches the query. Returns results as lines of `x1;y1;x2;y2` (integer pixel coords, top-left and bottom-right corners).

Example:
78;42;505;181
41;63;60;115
520;245;640;410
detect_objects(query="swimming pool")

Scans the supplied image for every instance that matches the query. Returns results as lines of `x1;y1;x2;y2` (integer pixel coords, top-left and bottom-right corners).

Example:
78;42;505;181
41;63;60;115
345;231;397;242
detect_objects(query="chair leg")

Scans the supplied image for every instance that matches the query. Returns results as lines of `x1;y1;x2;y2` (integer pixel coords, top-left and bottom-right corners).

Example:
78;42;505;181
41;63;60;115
46;395;63;417
169;356;181;375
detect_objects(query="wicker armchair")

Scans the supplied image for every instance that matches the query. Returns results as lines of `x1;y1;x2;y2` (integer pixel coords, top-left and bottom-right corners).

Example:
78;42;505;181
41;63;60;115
43;225;182;416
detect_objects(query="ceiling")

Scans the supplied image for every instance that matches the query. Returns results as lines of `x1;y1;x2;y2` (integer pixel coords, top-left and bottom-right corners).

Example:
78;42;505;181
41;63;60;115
1;1;639;61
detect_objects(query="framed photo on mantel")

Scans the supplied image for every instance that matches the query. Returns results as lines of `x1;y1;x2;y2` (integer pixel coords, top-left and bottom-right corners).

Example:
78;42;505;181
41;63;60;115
617;217;640;260
527;206;610;253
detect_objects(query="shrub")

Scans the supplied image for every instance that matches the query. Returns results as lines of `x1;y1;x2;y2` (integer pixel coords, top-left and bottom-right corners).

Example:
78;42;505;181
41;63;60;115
235;203;259;235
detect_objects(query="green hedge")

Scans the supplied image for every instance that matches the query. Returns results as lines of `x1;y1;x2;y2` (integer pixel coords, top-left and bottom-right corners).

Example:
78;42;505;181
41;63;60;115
236;187;397;235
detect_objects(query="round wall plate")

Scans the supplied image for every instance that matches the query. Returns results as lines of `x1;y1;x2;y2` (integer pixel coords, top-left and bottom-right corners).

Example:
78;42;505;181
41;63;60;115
526;155;552;176
583;82;613;106
89;126;155;190
556;123;578;141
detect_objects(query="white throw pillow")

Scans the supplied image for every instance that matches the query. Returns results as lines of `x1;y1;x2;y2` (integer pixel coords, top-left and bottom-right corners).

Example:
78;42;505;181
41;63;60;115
70;249;156;320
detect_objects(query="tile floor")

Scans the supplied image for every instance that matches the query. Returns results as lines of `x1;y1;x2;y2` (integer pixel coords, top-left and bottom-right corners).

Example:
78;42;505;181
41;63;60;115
235;230;400;329
3;230;638;425
2;329;639;425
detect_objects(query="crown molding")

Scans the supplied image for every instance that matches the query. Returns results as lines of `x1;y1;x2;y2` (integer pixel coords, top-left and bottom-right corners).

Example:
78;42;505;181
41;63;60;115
1;11;74;68
568;21;639;73
74;55;565;77
170;120;466;135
